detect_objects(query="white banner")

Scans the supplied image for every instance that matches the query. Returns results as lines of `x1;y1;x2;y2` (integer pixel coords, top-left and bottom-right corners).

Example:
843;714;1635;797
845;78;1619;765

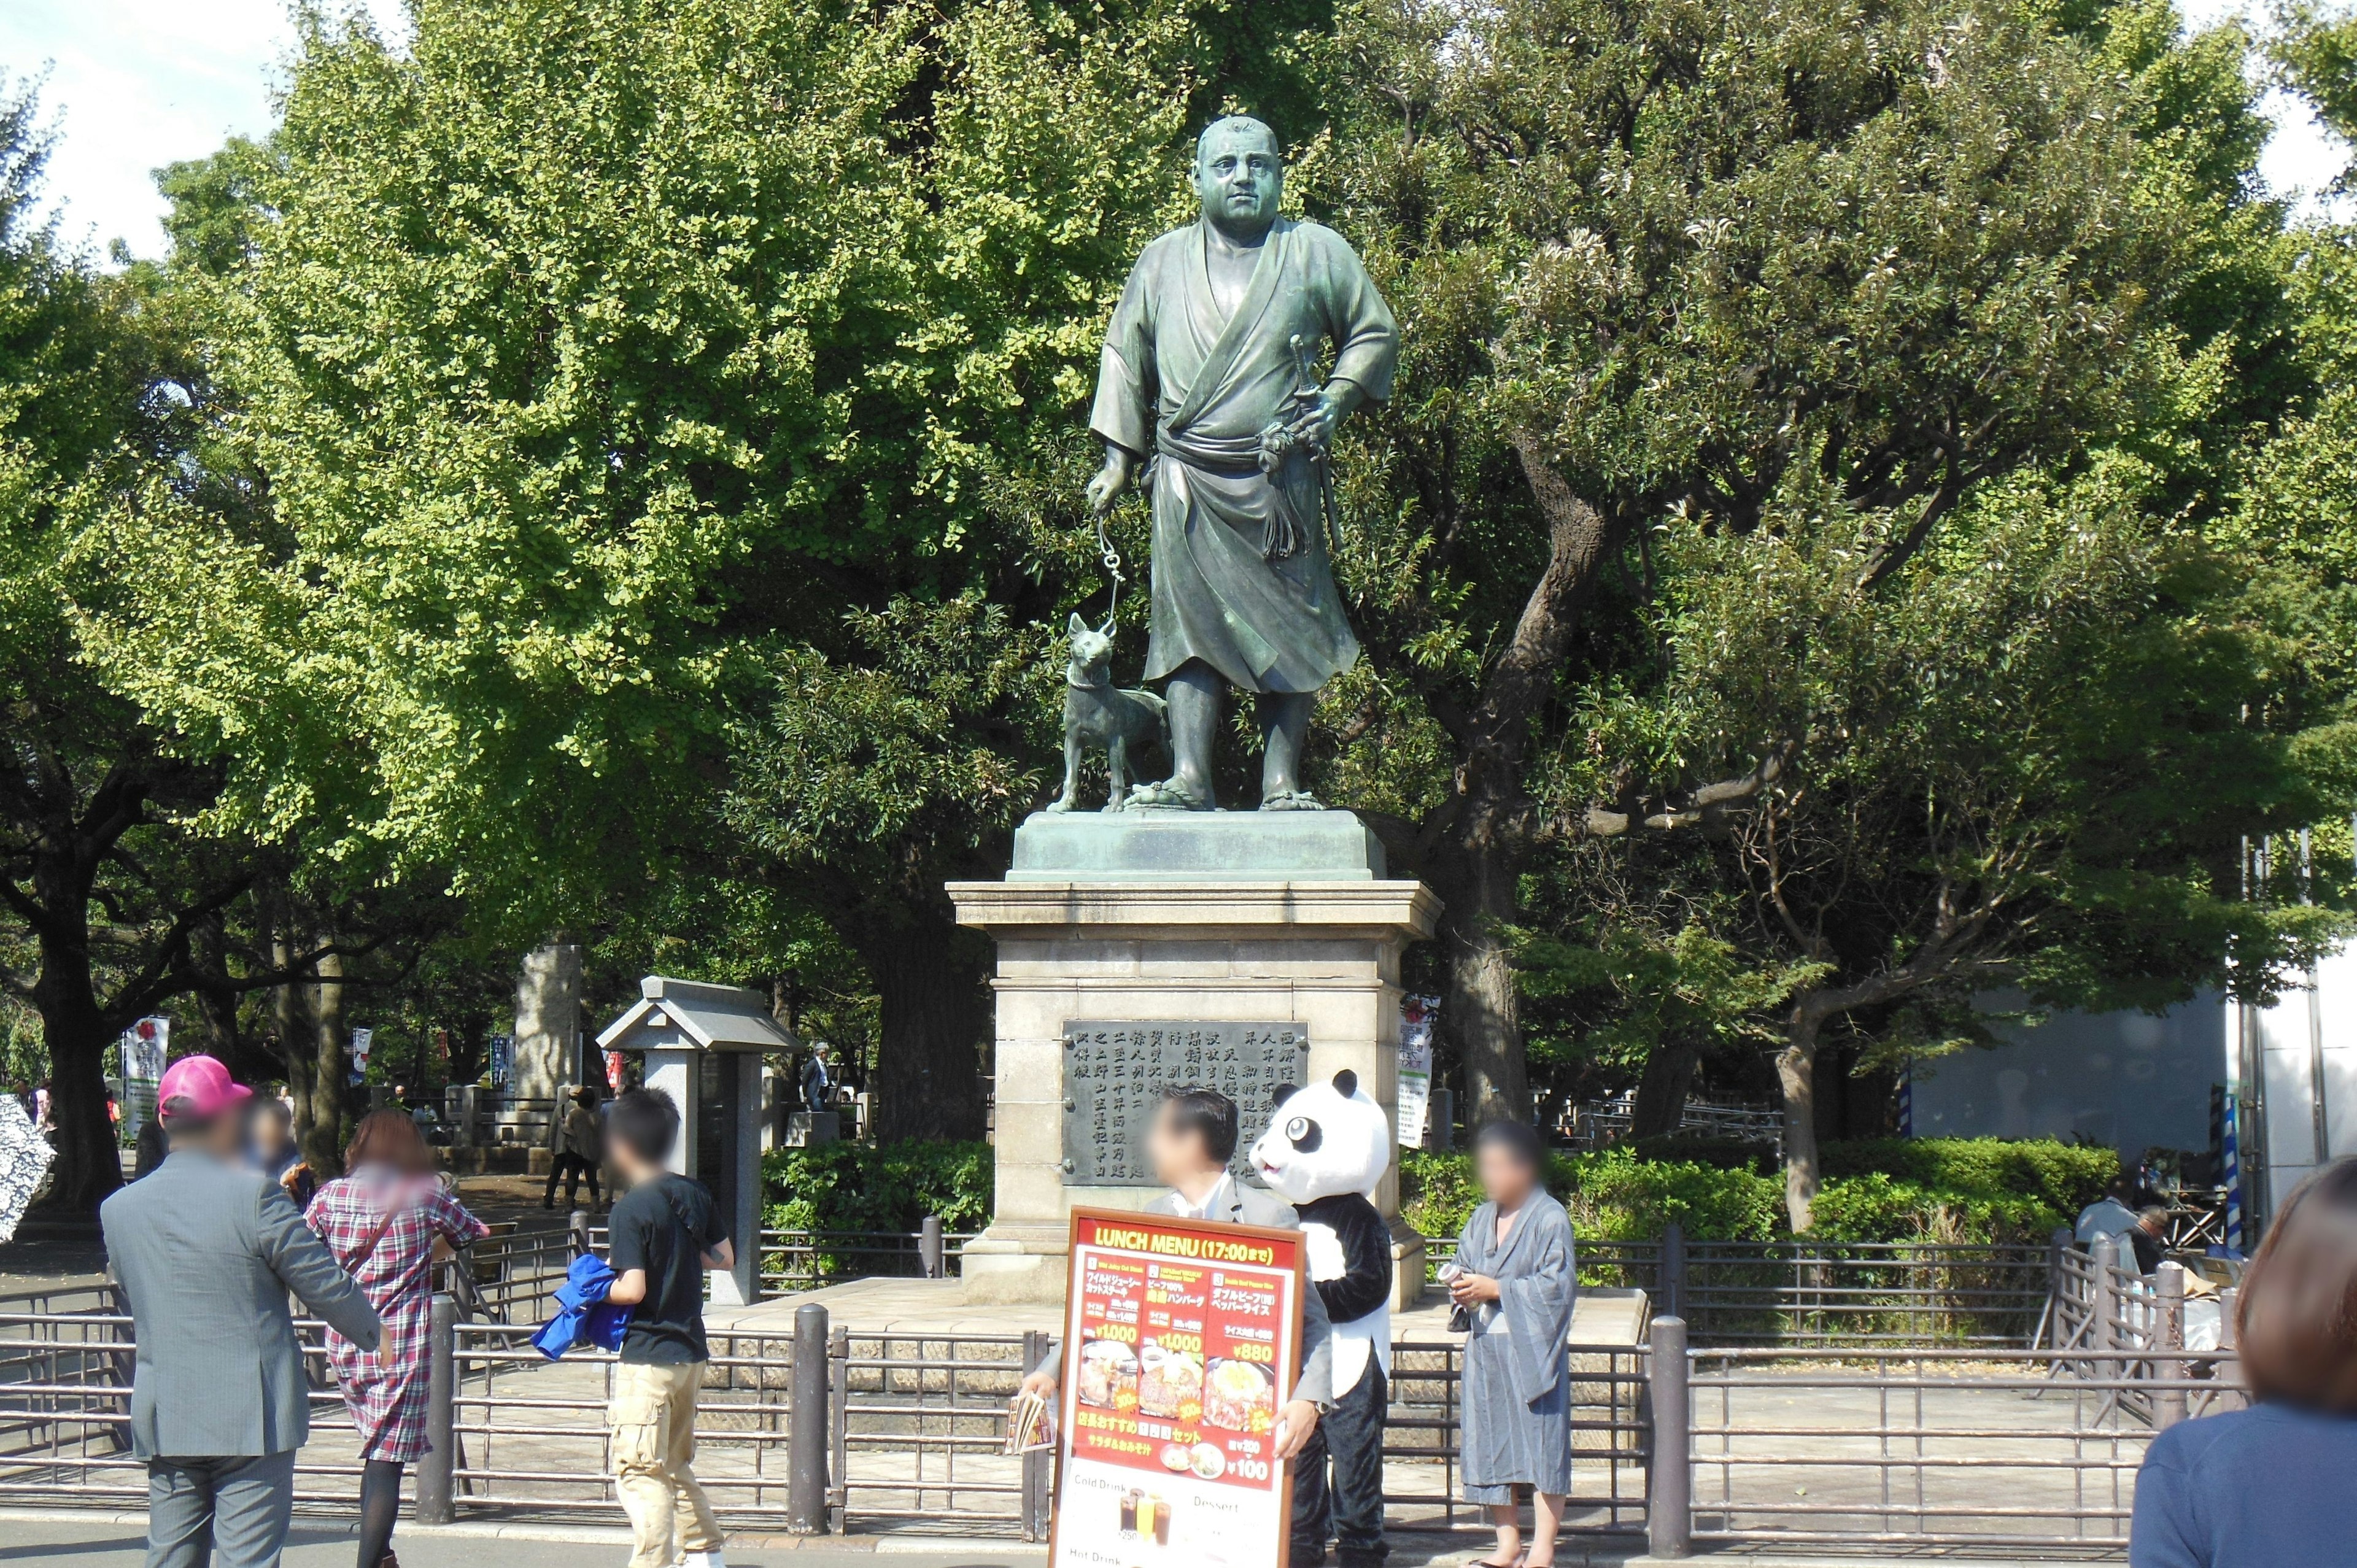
121;1017;168;1083
1396;995;1437;1148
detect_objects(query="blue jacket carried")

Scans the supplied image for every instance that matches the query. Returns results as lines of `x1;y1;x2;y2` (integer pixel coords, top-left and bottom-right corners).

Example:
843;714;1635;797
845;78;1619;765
531;1253;633;1359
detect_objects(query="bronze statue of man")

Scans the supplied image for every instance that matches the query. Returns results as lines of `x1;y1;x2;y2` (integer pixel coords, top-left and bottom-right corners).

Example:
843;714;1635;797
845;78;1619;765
1087;116;1399;811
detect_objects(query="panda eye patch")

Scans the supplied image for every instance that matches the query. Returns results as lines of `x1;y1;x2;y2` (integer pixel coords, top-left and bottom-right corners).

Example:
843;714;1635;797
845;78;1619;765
1286;1116;1322;1152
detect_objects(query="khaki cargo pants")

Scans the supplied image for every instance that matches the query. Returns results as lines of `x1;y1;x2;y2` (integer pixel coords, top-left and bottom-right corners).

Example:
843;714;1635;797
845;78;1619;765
610;1359;724;1568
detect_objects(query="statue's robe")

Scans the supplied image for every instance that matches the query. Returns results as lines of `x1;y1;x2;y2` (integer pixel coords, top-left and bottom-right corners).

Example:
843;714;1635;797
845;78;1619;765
1090;218;1399;693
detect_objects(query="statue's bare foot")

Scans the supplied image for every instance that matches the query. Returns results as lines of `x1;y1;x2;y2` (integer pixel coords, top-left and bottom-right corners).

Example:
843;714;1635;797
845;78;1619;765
1128;778;1213;812
1260;789;1325;811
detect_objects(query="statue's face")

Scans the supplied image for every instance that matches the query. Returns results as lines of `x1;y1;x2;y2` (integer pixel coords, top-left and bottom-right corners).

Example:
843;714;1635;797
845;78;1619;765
1194;121;1282;238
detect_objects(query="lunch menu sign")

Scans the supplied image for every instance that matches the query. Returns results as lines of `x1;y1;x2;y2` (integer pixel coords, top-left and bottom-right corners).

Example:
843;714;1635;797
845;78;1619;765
1051;1207;1306;1568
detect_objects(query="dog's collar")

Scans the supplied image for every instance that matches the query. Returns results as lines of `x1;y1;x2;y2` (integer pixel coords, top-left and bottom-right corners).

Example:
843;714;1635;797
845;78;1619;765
1067;669;1112;691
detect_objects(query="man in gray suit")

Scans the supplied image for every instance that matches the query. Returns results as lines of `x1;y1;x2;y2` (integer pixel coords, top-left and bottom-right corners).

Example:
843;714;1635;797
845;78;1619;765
1018;1086;1329;1458
101;1056;383;1568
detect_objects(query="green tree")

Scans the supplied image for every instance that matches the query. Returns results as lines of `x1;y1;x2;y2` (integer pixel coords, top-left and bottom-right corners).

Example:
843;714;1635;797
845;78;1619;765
95;0;1335;1139
0;80;293;1213
1307;0;2317;1145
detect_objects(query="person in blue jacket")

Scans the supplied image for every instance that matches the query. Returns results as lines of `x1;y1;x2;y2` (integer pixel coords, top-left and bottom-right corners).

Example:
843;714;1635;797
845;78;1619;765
2132;1157;2357;1566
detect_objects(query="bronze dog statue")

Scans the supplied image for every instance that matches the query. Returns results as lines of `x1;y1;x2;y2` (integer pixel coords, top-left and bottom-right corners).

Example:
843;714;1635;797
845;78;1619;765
1048;614;1168;813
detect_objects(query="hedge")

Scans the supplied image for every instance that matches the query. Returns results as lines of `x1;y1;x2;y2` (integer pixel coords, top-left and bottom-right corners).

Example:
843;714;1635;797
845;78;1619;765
757;1135;2116;1250
761;1140;994;1234
1401;1138;2118;1247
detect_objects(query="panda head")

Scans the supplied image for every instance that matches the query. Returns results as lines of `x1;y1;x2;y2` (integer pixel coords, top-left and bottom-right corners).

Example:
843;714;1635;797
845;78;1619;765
1247;1069;1392;1205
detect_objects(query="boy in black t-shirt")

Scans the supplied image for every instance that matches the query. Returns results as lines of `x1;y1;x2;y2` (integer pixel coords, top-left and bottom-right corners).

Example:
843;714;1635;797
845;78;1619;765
602;1089;734;1568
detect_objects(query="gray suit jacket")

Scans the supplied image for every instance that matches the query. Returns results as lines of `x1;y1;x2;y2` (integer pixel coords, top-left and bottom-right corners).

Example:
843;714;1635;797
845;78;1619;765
1037;1178;1334;1407
101;1148;382;1459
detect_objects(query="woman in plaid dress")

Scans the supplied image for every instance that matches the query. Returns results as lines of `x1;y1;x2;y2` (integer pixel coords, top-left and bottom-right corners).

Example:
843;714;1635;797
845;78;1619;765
307;1110;489;1568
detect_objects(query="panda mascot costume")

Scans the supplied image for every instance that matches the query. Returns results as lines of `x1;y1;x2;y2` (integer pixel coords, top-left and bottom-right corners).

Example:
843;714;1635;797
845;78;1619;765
1250;1070;1393;1568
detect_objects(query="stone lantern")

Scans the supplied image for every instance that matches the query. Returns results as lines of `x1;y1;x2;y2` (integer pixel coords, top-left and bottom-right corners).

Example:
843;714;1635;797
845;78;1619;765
595;976;794;1306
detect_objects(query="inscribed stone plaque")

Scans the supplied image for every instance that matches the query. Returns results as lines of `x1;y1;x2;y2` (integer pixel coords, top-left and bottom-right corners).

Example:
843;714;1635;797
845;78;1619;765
1061;1021;1310;1186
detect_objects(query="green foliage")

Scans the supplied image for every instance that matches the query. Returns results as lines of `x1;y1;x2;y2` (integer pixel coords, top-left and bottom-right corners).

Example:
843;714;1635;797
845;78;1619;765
1402;1139;2110;1245
761;1140;994;1235
1818;1138;2119;1217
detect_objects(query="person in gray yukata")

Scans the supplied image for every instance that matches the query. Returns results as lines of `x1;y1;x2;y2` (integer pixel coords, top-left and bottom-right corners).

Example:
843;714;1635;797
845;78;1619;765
1447;1120;1577;1568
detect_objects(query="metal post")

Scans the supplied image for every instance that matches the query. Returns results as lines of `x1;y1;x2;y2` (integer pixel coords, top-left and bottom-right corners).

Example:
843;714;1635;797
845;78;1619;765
2091;1236;2121;1421
920;1215;945;1280
2156;1262;2188;1429
829;1323;851;1532
1022;1328;1053;1541
2037;1226;2070;1351
1646;1316;1691;1559
416;1293;458;1524
1660;1222;1687;1323
569;1208;591;1259
2220;1285;2244;1410
789;1303;830;1534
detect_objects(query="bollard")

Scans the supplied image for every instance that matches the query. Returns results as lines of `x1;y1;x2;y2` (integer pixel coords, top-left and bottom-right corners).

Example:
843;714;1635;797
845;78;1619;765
1022;1328;1053;1541
2156;1262;2187;1429
416;1293;458;1524
569;1208;591;1259
789;1303;830;1534
920;1215;945;1280
1660;1222;1688;1324
1646;1316;1692;1559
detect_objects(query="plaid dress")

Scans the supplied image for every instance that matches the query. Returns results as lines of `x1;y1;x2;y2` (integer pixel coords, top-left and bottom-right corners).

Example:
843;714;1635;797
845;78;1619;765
306;1167;489;1461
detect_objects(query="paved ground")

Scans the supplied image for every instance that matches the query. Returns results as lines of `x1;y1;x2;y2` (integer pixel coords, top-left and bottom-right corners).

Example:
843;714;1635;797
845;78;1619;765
0;1511;2129;1567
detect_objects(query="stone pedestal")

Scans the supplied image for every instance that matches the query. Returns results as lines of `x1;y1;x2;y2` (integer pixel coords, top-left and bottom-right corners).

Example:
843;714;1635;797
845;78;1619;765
786;1111;842;1146
949;811;1439;1310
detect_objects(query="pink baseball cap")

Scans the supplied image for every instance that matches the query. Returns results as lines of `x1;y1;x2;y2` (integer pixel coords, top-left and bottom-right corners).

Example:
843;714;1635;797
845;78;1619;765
158;1056;253;1122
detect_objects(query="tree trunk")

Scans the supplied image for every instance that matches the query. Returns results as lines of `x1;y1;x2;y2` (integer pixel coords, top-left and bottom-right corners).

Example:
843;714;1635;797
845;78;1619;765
31;975;120;1219
1428;811;1530;1129
1776;1003;1827;1232
858;902;991;1143
27;886;121;1218
1630;1037;1703;1141
302;949;352;1177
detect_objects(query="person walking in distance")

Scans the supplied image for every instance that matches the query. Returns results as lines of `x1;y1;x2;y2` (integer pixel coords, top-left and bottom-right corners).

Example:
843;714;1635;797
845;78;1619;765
101;1056;383;1568
306;1110;489;1568
602;1089;737;1568
544;1085;605;1210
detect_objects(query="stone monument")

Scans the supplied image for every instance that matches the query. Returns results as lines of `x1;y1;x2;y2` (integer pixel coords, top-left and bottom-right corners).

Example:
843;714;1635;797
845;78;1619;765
951;117;1436;1308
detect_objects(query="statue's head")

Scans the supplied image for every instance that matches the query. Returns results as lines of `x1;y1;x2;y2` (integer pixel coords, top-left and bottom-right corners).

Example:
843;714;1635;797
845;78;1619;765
1194;116;1282;239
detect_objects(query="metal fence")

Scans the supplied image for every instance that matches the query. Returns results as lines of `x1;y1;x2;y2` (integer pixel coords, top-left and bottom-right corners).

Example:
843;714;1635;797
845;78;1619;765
3;1286;2270;1551
0;1303;377;1509
1666;1341;2242;1552
1429;1226;2050;1346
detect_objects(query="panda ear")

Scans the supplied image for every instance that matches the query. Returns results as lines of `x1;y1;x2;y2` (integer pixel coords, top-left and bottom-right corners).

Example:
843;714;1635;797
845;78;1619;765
1331;1068;1358;1099
1271;1083;1296;1108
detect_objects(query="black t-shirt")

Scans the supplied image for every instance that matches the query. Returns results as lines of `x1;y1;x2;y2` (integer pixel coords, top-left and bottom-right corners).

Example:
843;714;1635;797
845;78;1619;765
608;1173;725;1365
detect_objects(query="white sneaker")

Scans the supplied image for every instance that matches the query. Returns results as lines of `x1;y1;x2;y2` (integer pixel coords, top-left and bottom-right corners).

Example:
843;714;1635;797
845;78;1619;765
683;1554;726;1568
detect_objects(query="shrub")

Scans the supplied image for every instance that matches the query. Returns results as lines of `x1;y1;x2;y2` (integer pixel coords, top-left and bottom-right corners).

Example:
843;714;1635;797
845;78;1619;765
1402;1147;1782;1244
1817;1137;2116;1218
761;1140;994;1235
1403;1136;2111;1245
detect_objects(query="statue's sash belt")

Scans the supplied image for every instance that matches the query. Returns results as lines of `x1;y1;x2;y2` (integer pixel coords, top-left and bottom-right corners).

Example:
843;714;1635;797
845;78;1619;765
1153;425;1313;560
